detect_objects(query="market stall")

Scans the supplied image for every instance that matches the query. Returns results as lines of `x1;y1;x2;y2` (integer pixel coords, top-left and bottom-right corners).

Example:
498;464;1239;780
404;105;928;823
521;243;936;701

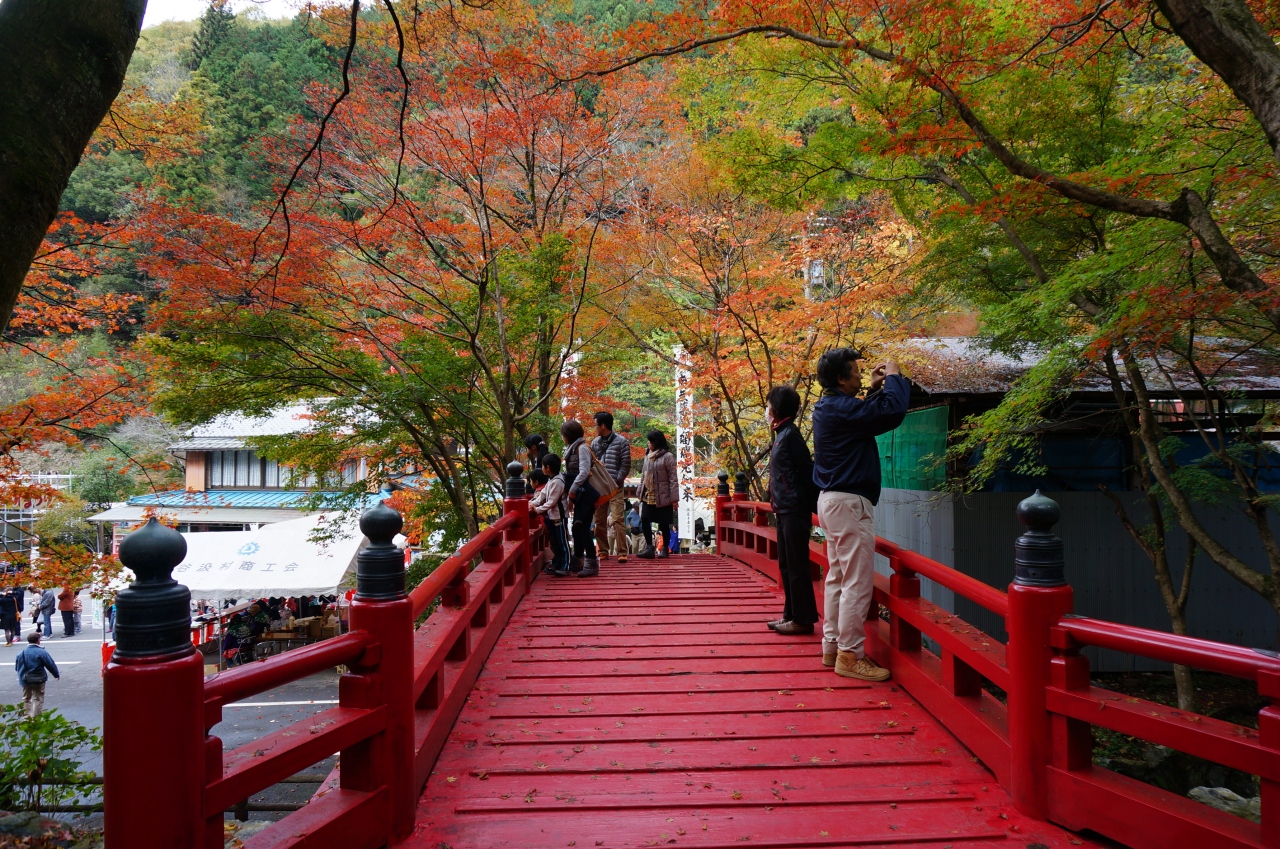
173;514;364;668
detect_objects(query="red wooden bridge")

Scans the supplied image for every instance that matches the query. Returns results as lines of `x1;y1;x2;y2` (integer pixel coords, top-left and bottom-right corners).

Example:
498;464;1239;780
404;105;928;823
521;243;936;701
104;469;1280;849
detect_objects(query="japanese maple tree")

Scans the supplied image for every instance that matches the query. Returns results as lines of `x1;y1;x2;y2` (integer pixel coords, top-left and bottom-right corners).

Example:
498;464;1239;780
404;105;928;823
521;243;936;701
143;5;666;535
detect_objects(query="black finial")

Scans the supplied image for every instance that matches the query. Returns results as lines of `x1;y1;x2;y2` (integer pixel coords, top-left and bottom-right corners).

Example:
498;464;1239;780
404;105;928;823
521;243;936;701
505;461;526;499
1014;490;1065;587
717;471;730;496
356;500;406;600
113;518;194;660
733;471;749;495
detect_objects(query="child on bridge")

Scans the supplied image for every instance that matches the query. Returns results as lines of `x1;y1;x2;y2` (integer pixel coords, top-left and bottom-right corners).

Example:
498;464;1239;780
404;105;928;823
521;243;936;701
530;456;570;577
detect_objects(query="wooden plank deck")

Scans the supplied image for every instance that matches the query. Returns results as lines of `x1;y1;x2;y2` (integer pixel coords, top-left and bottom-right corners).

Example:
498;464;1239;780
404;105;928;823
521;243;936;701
398;554;1103;849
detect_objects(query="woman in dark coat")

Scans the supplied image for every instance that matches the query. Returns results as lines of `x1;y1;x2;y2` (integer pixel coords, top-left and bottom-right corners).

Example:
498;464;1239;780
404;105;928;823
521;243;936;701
561;419;601;576
765;385;819;635
635;430;678;559
0;589;19;646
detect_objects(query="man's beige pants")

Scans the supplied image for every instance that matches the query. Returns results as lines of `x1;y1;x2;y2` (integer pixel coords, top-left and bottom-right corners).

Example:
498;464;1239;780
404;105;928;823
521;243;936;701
22;681;45;717
817;491;876;658
594;491;628;556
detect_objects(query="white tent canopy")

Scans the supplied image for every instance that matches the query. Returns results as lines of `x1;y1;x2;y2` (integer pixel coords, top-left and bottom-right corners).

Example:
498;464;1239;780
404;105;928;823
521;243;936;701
173;514;364;598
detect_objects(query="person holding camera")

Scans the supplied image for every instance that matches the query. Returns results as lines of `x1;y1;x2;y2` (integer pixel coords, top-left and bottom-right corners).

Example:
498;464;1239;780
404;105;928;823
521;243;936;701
811;348;909;682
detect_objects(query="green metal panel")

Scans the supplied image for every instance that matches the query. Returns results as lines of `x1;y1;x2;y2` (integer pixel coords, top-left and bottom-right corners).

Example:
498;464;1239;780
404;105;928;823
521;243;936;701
876;406;948;491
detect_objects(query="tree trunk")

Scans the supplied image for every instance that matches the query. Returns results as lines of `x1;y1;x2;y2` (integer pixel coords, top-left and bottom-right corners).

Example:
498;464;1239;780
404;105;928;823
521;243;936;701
0;0;145;331
1165;538;1197;712
1102;352;1198;710
1154;0;1280;165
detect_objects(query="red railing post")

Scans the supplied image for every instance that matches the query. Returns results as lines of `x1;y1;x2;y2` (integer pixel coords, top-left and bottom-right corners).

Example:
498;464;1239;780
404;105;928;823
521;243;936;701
731;472;749;549
1006;491;1073;820
501;462;532;583
714;472;730;554
752;498;769;555
1049;627;1093;771
103;518;206;848
1259;670;1280;847
345;501;416;840
887;554;921;653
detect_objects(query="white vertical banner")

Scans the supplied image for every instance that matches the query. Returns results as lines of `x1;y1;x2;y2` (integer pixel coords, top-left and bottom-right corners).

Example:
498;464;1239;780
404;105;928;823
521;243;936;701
673;345;696;542
560;345;581;413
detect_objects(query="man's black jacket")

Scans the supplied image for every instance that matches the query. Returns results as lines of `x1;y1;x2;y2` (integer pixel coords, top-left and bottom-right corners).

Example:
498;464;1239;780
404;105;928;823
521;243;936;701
811;375;910;505
768;420;816;516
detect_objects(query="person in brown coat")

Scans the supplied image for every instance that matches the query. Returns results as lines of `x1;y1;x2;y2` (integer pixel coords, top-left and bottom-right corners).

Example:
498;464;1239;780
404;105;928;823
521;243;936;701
56;587;75;637
634;430;678;559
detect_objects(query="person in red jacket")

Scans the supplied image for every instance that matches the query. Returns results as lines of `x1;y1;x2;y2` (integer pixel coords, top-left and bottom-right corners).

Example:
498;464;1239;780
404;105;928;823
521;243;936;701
56;587;76;638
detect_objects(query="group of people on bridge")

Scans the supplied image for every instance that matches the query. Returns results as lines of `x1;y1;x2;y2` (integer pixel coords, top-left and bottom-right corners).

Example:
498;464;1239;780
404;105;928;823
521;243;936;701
517;347;909;684
524;412;679;578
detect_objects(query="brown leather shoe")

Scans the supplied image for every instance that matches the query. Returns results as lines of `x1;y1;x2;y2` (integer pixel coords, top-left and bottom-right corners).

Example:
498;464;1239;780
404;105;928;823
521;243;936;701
766;618;787;631
822;652;837;667
774;621;814;635
834;651;890;682
617;555;628;563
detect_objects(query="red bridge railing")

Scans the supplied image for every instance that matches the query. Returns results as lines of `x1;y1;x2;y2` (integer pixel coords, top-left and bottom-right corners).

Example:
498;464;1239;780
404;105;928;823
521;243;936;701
103;462;546;849
714;471;1280;849
103;460;1280;849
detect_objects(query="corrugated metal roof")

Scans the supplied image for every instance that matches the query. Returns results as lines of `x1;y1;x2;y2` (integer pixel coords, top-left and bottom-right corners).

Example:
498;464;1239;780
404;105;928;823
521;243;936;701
184;402;319;440
170;401;378;451
170;437;246;451
87;506;311;524
900;337;1280;396
126;490;384;509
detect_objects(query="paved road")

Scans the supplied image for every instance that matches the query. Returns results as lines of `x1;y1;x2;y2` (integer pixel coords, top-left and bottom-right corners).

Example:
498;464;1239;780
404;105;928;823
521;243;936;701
1;594;341;823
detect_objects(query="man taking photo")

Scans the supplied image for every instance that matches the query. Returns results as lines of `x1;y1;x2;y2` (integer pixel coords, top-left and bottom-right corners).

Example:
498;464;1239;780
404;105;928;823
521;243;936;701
811;347;909;682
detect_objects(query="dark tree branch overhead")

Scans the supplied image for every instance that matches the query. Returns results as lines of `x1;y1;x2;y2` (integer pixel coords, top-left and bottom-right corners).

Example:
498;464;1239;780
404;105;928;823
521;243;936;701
0;0;146;332
1153;0;1280;165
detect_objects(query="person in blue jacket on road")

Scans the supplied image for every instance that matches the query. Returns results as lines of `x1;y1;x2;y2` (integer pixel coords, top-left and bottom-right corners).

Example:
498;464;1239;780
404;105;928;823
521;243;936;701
15;631;60;717
811;347;909;682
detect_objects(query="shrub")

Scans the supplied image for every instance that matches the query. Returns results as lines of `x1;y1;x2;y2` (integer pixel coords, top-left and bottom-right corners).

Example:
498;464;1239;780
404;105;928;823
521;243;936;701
0;706;102;813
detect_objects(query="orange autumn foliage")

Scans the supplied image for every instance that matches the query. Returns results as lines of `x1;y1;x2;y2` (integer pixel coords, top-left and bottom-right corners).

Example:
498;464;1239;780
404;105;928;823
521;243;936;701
621;152;914;493
1;214;146;514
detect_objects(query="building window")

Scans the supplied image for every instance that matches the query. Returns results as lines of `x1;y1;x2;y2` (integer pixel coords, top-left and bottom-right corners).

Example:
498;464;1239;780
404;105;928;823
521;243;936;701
205;450;363;490
208;450;280;488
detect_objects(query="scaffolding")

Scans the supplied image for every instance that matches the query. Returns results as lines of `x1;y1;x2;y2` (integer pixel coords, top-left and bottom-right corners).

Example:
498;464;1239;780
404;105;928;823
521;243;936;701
1;473;75;560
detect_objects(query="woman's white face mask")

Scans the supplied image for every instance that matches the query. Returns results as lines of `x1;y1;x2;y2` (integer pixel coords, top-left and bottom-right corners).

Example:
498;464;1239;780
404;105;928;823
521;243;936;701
765;407;775;426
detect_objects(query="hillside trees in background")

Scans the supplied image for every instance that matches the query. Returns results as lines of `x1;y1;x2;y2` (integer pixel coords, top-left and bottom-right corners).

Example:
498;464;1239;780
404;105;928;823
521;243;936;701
143;5;666;536
1;5;340;520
